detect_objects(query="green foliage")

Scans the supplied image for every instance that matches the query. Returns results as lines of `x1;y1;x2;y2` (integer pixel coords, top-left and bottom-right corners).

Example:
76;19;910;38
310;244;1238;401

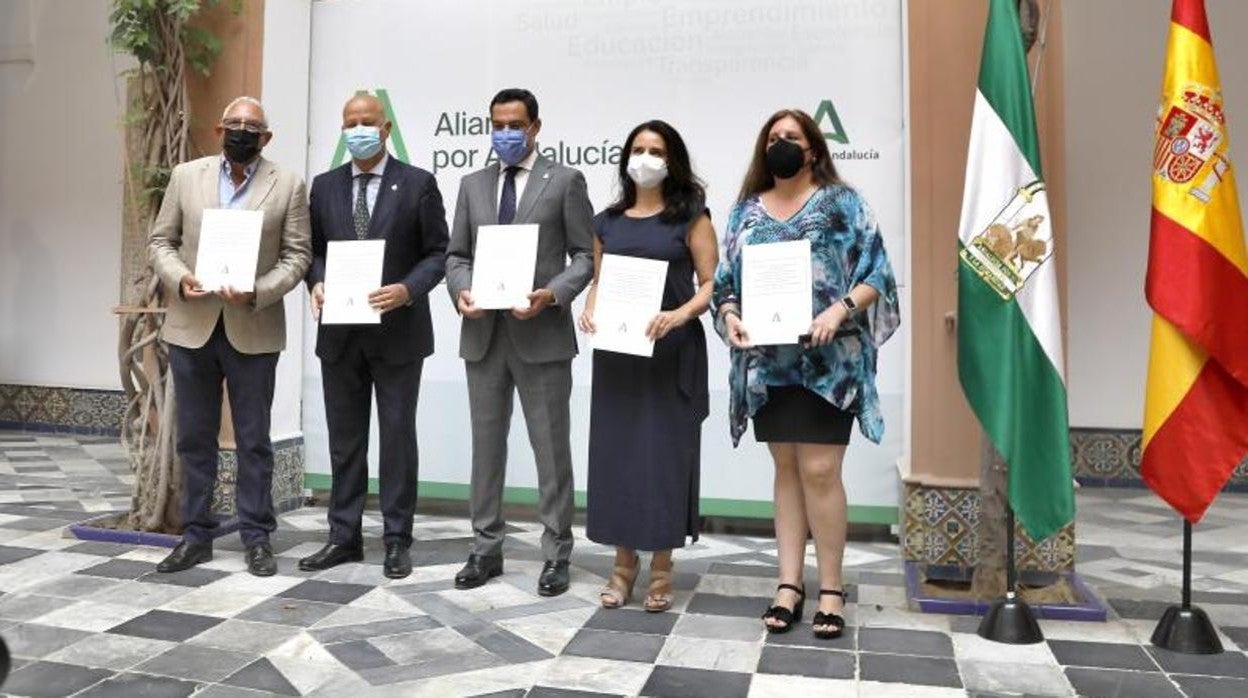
107;0;232;73
144;166;172;199
182;25;222;77
109;0;238;207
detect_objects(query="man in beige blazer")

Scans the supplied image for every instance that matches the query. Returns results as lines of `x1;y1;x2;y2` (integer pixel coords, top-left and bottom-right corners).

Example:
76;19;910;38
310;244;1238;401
148;96;311;576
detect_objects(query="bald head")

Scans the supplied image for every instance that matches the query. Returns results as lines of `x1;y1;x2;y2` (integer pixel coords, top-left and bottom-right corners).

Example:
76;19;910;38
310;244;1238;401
341;93;390;165
343;94;383;119
222;96;267;128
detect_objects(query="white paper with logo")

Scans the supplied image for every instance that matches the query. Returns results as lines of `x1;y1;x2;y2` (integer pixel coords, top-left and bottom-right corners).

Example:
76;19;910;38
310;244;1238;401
195;208;263;292
322;239;386;325
741;239;813;346
471;224;540;309
591;254;668;357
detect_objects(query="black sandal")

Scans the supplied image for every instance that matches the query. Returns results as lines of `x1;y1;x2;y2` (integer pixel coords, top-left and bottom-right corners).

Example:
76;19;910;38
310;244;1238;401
812;589;846;639
761;583;805;634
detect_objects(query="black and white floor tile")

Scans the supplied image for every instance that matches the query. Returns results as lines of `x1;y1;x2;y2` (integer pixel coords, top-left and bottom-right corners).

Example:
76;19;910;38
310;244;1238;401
1;431;1247;696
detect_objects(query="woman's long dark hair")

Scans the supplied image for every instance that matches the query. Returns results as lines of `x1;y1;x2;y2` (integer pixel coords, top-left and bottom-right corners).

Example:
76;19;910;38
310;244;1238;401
737;109;839;202
606;120;706;223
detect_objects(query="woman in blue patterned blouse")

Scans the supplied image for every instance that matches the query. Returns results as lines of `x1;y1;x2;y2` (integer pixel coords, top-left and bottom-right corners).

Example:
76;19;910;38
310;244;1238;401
712;109;900;640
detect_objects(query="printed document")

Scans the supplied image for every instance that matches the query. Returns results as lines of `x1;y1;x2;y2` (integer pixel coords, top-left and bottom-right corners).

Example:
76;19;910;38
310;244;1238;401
471;224;540;309
321;239;386;325
195;209;263;292
591;254;668;357
741;239;812;346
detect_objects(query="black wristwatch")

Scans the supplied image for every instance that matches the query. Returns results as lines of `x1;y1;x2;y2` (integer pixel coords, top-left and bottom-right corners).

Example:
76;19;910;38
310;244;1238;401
839;295;858;314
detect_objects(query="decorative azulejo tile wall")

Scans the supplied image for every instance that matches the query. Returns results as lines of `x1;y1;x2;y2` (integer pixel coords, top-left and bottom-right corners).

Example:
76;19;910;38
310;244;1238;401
1071;427;1248;490
1;383;304;515
212;437;306;515
0;383;127;435
902;481;1075;573
892;425;1248;576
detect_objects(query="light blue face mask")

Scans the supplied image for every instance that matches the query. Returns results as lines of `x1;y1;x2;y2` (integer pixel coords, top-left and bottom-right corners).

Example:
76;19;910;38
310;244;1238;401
491;127;531;166
344;125;383;160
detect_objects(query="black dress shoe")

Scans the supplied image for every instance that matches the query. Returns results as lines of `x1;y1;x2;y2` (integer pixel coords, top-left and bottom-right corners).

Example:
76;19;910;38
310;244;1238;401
156;541;212;573
246;543;277;577
538;560;570;597
454;554;503;589
383;543;412;579
298;542;364;572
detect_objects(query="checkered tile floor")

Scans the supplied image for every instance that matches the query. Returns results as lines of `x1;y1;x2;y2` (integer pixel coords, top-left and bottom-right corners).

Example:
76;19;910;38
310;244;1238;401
1;431;1248;696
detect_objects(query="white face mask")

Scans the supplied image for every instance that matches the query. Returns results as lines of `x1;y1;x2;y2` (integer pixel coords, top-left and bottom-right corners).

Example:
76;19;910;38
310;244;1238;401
626;153;668;190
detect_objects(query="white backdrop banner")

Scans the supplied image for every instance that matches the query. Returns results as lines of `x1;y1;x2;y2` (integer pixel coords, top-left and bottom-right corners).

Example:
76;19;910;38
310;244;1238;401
301;0;908;518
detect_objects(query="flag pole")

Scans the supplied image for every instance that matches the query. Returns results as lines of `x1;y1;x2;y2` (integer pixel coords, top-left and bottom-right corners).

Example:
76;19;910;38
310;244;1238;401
1182;520;1191;610
977;439;1043;644
1005;503;1018;595
1150;519;1223;654
0;636;9;686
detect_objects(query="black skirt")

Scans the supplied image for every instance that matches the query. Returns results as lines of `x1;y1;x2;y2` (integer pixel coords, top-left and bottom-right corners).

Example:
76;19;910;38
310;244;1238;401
753;385;854;445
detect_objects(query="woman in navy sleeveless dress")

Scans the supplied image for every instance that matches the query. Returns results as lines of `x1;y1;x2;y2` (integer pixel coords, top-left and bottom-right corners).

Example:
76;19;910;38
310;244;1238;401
579;121;718;612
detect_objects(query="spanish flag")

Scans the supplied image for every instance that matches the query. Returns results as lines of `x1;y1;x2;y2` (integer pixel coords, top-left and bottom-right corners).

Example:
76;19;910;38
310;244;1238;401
1144;0;1248;523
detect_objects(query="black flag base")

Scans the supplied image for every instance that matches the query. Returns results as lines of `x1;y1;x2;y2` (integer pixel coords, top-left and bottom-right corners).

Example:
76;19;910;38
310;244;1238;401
977;592;1044;645
1151;606;1224;654
1151;519;1224;655
980;502;1044;645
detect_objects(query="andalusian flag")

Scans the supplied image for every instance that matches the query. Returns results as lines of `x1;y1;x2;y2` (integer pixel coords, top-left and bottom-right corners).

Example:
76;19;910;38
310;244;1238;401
957;0;1072;541
1143;0;1248;523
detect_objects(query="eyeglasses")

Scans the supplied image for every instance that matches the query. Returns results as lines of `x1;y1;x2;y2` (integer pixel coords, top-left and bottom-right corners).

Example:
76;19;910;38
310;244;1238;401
221;118;267;133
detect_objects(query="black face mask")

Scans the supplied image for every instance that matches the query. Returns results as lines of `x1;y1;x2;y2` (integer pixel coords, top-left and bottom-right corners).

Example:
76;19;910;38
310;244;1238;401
223;129;262;164
765;139;807;180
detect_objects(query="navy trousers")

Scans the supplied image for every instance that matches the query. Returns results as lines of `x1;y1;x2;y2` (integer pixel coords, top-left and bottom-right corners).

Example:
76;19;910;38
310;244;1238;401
320;330;423;548
169;318;279;547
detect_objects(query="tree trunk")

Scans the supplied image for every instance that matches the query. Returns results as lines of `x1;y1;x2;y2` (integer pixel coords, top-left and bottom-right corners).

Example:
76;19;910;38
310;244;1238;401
972;436;1008;599
112;1;232;536
118;74;183;535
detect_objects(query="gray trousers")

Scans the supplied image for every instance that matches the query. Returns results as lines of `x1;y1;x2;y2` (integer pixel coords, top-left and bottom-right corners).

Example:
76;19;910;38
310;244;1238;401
465;318;575;561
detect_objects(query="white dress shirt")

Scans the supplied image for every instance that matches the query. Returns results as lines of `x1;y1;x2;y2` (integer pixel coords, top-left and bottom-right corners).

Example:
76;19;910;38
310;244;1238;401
351;153;389;216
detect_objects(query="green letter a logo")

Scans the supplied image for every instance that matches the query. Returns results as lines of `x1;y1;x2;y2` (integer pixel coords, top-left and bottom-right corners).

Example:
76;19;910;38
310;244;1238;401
814;99;849;145
330;88;411;168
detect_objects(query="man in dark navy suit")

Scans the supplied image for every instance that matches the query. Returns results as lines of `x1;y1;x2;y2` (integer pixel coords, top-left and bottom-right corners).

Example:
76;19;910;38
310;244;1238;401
302;94;449;579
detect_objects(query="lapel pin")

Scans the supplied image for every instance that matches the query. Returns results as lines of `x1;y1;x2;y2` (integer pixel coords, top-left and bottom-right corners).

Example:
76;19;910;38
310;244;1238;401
543;173;550;179
391;184;398;190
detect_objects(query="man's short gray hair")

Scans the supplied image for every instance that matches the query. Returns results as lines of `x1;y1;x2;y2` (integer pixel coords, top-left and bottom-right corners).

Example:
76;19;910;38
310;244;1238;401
221;96;267;125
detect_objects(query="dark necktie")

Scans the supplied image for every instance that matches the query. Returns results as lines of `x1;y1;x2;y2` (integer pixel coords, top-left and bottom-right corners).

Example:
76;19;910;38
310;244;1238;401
354;173;374;239
498;166;520;225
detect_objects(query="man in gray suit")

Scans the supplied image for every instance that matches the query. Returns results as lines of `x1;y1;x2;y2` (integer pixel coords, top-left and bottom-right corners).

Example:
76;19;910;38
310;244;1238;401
445;88;594;596
149;96;311;577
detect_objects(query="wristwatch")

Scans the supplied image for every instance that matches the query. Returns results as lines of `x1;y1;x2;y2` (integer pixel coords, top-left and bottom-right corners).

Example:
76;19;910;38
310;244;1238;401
839;295;858;315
